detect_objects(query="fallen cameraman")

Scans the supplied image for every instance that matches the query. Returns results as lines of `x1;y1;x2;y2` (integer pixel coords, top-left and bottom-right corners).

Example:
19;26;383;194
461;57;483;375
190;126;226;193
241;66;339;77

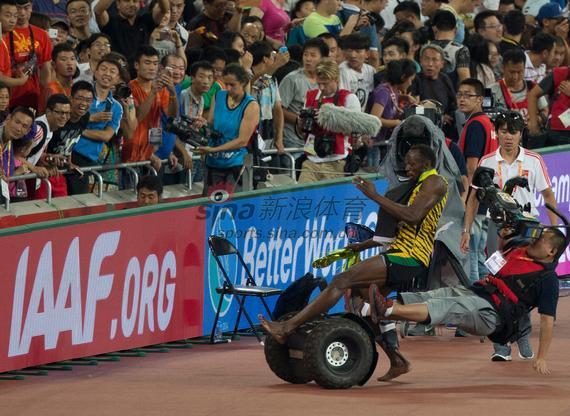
369;226;566;376
461;111;558;362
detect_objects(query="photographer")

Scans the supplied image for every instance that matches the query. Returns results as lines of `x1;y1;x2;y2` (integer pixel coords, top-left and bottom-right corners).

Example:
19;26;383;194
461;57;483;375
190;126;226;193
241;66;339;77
461;111;558;362
197;63;260;196
156;54;193;185
367;226;565;376
122;46;178;172
297;59;361;183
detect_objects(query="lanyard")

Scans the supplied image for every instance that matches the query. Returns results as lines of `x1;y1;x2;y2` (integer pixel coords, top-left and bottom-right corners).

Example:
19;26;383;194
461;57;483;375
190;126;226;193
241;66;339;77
497;156;522;189
385;83;402;115
8;26;36;66
1;140;12;177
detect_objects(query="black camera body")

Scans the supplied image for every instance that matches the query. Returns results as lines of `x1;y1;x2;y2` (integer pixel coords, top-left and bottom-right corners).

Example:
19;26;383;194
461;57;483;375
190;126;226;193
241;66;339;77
299;108;318;134
473;167;542;248
482;88;502;121
115;83;132;100
165;116;210;148
299;108;338;158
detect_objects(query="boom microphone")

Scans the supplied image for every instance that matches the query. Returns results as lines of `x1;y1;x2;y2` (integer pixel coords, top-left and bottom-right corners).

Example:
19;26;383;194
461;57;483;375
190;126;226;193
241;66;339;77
317;103;382;137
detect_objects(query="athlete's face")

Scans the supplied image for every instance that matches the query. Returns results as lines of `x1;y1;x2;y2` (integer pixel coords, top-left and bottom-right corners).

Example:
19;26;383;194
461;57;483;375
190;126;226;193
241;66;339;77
404;150;429;179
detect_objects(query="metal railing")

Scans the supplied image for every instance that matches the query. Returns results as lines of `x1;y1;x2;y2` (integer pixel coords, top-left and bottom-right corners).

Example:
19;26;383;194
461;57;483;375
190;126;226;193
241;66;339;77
3;159;184;211
2;148;304;211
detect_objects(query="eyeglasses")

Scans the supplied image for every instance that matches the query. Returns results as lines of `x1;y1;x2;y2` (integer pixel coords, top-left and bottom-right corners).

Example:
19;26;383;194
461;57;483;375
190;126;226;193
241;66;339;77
483;24;502;30
456;92;481;99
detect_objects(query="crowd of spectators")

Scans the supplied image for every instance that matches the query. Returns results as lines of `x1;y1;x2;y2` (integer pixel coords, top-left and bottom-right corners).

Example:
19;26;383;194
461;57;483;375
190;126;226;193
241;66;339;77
0;0;570;200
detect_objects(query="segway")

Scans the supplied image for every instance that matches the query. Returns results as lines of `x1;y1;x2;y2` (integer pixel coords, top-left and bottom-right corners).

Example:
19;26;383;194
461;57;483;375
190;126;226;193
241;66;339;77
264;223;379;389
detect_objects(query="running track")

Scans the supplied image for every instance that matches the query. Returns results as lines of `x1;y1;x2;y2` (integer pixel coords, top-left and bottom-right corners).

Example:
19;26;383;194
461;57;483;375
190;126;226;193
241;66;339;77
1;298;570;416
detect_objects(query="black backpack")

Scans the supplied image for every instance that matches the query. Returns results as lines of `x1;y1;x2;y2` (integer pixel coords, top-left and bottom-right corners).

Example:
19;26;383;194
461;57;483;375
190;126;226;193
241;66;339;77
272;273;327;320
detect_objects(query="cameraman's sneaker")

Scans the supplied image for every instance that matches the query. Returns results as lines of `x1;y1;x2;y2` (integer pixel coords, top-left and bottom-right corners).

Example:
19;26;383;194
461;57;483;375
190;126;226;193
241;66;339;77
491;353;512;362
517;338;534;360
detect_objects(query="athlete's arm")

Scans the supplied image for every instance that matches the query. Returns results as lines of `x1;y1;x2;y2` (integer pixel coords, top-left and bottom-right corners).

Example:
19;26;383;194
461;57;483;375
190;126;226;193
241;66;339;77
355;175;447;225
534;314;554;375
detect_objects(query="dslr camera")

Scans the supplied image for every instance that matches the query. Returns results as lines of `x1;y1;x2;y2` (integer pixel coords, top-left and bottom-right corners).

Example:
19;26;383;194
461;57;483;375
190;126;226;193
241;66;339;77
298;108;318;134
115;83;132;100
298;108;336;158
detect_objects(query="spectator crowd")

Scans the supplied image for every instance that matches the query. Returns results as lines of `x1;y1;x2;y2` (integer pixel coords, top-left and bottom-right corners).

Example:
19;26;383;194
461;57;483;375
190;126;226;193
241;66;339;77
0;0;569;199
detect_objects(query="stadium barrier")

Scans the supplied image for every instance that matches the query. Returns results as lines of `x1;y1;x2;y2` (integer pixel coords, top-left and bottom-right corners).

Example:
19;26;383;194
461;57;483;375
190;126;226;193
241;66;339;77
0;145;569;372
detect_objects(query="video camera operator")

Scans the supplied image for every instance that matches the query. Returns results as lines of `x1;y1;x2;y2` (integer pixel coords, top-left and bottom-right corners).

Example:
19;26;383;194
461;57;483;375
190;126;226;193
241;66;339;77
297;59;362;183
196;63;260;196
461;111;558;362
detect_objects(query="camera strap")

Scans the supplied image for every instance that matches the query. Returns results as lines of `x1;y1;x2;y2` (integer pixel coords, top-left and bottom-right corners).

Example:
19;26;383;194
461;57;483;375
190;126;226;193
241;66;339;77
8;26;36;67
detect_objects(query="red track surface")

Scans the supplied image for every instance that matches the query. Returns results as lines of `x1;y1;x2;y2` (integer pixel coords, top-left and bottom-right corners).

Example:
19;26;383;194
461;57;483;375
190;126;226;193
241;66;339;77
1;298;570;416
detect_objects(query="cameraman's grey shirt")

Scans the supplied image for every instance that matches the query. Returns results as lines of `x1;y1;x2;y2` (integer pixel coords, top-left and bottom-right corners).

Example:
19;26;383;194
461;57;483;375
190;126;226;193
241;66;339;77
279;68;318;149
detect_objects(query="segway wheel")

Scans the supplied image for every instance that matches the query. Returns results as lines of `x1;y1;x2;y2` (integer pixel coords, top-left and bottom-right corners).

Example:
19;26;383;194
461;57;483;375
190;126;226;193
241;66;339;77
264;313;313;384
303;317;374;389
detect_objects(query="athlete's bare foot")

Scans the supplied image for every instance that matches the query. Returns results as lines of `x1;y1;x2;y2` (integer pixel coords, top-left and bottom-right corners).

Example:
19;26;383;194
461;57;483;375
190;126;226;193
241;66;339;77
258;314;289;344
377;350;410;382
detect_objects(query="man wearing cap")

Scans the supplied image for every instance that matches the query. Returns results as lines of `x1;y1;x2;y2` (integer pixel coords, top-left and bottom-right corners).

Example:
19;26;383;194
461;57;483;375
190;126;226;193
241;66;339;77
3;0;53;110
49;18;70;46
536;1;569;39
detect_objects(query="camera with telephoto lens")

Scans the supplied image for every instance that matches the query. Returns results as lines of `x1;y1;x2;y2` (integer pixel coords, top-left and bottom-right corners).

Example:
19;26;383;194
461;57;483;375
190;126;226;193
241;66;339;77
115;83;132;100
473;167;543;249
165;115;210;147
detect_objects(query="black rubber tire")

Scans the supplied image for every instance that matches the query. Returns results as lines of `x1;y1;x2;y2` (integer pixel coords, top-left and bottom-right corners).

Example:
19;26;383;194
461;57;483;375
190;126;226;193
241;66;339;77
303;317;374;389
264;313;313;384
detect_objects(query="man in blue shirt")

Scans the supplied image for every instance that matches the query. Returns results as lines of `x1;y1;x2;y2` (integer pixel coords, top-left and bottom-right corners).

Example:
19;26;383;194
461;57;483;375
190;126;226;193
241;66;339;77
70;55;123;195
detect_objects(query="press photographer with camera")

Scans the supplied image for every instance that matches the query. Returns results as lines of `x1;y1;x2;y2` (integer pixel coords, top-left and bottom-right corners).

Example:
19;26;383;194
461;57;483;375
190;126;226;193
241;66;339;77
297;59;361;183
196;63;260;196
461;111;558;362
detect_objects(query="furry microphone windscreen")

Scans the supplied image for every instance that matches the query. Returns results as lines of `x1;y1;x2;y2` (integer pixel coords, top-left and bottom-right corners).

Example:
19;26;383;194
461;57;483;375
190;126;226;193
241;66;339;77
317;104;382;137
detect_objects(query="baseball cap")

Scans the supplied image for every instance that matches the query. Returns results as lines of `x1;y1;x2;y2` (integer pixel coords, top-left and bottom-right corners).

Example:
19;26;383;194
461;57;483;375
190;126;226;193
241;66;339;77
51;18;70;31
537;2;564;21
